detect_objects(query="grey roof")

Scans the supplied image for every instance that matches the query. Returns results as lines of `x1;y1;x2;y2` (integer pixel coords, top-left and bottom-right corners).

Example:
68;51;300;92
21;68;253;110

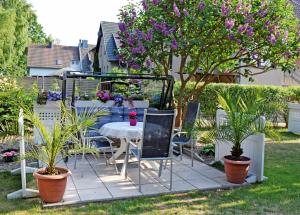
27;44;79;69
291;0;300;19
98;21;120;62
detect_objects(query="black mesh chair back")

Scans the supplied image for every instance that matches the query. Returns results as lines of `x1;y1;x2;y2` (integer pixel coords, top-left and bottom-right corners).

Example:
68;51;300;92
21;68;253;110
182;102;200;132
141;110;175;159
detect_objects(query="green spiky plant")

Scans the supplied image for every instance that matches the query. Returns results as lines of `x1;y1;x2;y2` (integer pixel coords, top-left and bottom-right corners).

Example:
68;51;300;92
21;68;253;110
24;104;101;175
216;92;267;160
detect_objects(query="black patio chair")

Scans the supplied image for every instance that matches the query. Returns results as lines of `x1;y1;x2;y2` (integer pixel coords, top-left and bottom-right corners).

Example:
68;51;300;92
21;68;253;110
128;109;176;192
172;102;200;167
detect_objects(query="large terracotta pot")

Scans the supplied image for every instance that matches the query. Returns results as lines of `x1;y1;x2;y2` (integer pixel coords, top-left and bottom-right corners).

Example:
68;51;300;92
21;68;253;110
224;156;251;184
33;166;71;203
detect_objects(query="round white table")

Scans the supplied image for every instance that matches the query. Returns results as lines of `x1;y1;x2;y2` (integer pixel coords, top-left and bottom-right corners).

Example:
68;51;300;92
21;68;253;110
99;122;143;176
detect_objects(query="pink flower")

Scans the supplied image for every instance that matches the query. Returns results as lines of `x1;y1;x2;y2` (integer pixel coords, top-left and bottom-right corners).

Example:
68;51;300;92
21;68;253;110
3;151;15;157
129;111;137;119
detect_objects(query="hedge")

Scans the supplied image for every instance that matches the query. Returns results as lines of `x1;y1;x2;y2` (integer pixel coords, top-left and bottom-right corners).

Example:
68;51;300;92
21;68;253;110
174;82;300;124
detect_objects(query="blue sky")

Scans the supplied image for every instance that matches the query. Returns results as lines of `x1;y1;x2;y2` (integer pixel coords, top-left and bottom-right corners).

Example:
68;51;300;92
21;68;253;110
27;0;138;46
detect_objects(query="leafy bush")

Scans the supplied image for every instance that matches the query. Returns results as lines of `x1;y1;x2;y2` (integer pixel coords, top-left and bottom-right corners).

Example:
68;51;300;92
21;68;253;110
0;77;36;135
174;82;300;126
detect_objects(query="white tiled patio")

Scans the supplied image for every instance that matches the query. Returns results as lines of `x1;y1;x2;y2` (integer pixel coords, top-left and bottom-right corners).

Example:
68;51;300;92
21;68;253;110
44;154;247;208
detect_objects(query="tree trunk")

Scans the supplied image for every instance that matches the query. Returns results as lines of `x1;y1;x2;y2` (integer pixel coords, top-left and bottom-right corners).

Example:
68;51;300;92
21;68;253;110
175;86;187;127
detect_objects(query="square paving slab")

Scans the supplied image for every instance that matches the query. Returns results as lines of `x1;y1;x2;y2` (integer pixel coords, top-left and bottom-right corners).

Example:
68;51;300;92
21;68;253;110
43;154;247;208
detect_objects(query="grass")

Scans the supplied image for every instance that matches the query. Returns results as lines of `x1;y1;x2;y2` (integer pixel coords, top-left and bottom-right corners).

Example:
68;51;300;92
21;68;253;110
0;130;300;215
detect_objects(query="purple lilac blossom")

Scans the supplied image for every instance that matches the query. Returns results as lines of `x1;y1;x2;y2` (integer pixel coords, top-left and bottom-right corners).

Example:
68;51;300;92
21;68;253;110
246;26;254;37
171;38;178;49
198;2;205;11
179;0;184;3
127;36;135;46
221;3;230;16
225;18;235;30
131;63;141;70
146;59;152;68
173;3;181;17
269;34;277;45
236;0;242;13
283;30;289;43
118;23;127;32
238;25;247;34
228;34;235;41
183;9;189;16
258;9;268;18
152;0;159;5
142;0;148;11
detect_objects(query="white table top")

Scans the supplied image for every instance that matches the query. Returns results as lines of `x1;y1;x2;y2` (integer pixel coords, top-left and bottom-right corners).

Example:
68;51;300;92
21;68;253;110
99;122;143;139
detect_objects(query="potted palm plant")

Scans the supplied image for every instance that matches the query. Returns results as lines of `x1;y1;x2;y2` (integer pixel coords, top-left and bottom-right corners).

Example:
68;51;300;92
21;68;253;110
24;105;98;203
216;92;266;184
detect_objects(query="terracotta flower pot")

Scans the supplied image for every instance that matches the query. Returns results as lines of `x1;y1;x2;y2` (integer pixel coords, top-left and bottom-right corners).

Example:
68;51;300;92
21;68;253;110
33;166;71;203
224;156;251;184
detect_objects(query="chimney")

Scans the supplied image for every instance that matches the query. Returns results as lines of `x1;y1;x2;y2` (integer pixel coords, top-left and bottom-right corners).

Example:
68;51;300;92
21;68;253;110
79;39;88;48
47;41;53;48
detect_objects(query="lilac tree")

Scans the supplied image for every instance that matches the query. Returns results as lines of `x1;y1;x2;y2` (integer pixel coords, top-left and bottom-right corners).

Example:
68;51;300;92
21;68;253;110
118;0;299;124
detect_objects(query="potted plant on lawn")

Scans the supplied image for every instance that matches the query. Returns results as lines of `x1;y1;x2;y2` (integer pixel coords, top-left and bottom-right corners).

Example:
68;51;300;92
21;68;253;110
216;92;266;184
24;104;98;203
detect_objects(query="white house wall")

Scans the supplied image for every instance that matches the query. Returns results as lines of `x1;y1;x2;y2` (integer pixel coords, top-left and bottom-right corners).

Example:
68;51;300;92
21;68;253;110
29;68;60;76
239;68;284;86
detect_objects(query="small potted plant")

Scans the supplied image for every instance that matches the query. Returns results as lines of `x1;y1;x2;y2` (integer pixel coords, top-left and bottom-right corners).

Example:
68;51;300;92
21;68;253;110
37;90;48;105
96;90;111;103
2;150;17;162
129;111;137;126
24;104;98;203
114;95;124;107
216;92;266;184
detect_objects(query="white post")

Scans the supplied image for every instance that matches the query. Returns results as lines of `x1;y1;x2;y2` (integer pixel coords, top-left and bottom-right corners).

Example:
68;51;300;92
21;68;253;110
7;109;39;200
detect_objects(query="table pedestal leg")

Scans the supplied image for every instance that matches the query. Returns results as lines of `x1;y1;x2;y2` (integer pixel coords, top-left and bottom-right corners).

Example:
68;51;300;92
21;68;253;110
108;138;127;164
121;138;130;178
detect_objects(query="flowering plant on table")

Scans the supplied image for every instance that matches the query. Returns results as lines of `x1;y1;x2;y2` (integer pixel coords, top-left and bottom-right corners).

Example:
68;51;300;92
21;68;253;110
128;111;137;119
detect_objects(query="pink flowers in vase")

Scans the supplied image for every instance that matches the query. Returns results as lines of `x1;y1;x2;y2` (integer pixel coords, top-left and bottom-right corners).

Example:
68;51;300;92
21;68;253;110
96;91;111;103
129;111;137;126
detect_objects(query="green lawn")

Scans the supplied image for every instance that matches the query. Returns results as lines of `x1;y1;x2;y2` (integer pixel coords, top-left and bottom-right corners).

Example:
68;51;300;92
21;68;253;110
1;131;300;215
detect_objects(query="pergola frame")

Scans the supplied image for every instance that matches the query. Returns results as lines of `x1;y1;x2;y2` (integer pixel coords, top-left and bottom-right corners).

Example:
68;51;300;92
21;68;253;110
61;73;175;110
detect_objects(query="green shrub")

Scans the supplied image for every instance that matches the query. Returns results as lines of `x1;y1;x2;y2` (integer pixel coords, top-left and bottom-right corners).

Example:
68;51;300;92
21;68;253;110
174;82;300;125
0;77;36;135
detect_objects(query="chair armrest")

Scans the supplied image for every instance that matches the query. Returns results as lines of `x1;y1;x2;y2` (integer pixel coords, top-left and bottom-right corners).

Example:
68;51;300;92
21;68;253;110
172;131;188;138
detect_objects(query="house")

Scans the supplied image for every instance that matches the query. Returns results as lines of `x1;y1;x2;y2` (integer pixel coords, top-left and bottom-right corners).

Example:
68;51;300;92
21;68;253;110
27;40;95;76
95;21;120;74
